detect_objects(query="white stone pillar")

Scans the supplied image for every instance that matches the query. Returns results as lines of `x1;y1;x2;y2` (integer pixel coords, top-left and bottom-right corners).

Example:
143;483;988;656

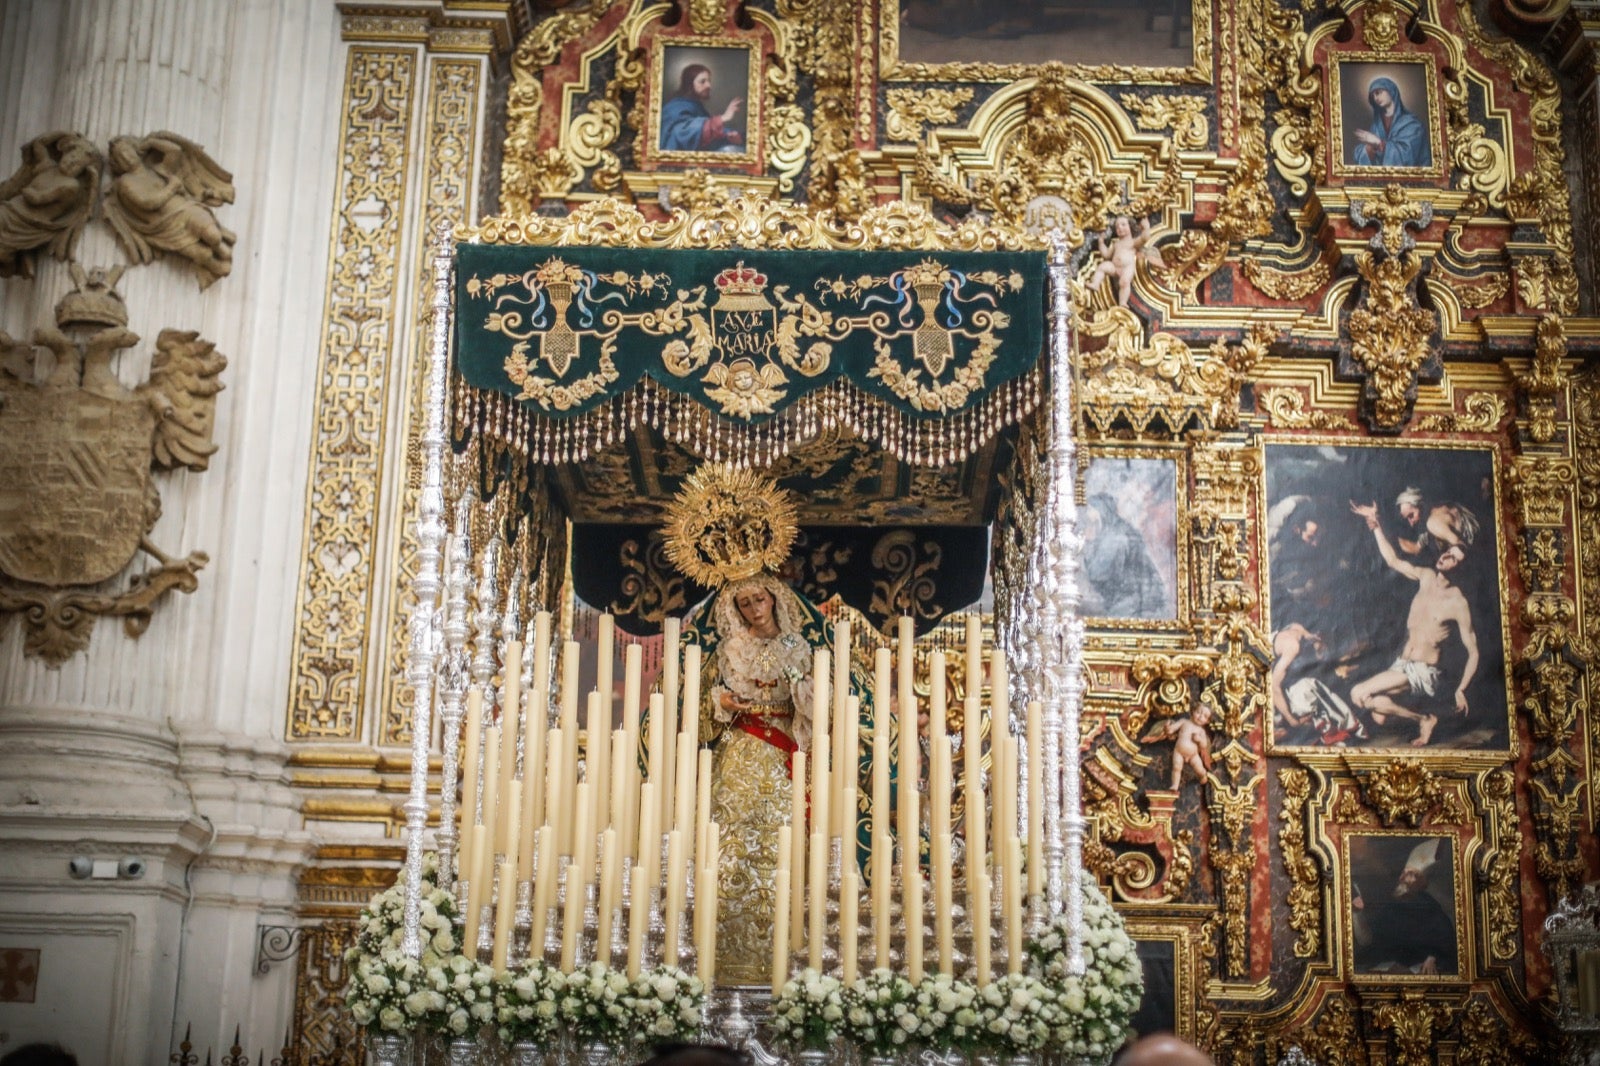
0;0;339;1060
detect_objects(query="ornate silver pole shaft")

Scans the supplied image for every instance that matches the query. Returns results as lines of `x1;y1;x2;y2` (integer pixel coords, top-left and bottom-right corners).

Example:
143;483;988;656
400;221;457;957
1040;231;1087;974
437;498;473;889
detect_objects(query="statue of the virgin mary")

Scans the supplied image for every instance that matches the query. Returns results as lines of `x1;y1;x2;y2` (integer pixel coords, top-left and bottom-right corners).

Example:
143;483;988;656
662;465;835;985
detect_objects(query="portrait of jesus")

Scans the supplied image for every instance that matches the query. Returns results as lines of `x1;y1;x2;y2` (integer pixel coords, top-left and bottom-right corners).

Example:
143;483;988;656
658;45;751;156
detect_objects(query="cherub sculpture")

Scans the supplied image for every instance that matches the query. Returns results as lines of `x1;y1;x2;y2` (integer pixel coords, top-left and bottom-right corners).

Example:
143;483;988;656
103;132;236;289
0;132;100;278
1142;703;1214;790
1091;215;1163;308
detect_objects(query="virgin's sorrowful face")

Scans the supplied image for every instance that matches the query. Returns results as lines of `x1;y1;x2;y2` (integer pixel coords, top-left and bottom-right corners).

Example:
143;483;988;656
734;587;778;635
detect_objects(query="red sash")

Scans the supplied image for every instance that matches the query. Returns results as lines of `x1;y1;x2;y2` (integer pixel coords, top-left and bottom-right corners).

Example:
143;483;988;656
733;714;799;778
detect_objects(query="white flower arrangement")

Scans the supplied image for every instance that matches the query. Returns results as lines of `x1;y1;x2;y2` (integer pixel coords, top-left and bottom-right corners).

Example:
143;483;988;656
622;965;707;1045
840;968;916;1057
976;972;1056;1055
422;952;498;1037
557;961;637;1046
343;857;465;1034
1025;880;1144;1062
769;968;847;1051
905;973;984;1052
495;957;566;1046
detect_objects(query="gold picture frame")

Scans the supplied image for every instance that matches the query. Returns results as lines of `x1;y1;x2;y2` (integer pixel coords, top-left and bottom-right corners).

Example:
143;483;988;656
881;0;1214;84
648;36;761;168
1261;438;1515;759
1339;830;1469;983
1330;53;1445;180
1080;443;1191;633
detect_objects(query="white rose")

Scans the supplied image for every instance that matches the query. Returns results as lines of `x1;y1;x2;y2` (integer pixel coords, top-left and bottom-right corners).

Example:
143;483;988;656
379;1006;406;1030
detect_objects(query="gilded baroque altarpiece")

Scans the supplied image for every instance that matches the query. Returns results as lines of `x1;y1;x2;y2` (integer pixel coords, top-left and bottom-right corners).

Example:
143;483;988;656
285;0;1600;1060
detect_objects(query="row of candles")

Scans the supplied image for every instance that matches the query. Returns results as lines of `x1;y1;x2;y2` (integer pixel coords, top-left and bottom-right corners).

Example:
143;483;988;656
456;611;720;980
768;615;1045;993
453;608;1050;993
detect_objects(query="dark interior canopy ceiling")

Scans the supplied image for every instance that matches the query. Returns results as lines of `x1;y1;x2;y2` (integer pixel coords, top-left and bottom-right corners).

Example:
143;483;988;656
557;422;1015;635
551;422;1017;526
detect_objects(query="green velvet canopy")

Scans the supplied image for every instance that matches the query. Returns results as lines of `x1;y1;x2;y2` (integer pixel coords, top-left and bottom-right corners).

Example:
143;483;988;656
454;245;1046;423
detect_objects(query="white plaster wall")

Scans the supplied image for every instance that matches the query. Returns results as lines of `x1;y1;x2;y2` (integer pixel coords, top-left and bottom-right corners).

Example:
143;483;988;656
0;0;343;1058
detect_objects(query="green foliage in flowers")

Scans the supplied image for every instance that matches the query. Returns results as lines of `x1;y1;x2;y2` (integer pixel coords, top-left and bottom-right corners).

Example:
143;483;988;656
341;858;496;1036
494;958;566;1045
1025;880;1144;1062
769;968;847;1051
840;968;916;1057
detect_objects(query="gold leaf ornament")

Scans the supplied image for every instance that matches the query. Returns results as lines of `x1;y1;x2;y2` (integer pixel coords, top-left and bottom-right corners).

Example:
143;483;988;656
662;465;800;588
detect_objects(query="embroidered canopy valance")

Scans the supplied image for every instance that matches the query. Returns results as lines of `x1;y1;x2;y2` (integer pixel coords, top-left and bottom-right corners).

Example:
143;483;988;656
454;246;1046;425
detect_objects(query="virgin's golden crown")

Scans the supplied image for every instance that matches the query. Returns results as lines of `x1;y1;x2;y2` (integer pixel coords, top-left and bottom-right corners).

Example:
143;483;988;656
661;465;798;589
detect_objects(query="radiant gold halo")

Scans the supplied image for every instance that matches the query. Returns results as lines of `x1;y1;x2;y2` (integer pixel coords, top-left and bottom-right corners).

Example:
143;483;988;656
661;464;799;589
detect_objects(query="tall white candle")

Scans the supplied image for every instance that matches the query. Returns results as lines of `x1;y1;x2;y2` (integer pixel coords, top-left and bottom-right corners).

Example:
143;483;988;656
625;863;647;978
500;640;524;787
674;741;696;868
695;748;713;875
646;691;665;808
832;618;851;839
560;639;580;751
621;643;643;857
544;727;565;854
480;729;502;867
588;691;610;837
963;695;985;903
873;831;892;969
808;830;827;969
560;858;582;970
572;782;594;888
609;729;628;832
663;830;684;966
790;750;807;951
1005;835;1023;975
531;825;555;960
973;871;992;985
662;618;681;817
596;827;619;965
525;614;551;878
772;867;792;995
811;649;831;855
637;782;659;894
682;644;702;753
461;688;485;838
935;831;954;973
491;860;516;970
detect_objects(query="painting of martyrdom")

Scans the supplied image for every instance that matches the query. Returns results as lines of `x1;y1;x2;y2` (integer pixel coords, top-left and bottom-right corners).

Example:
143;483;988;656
1336;60;1435;170
896;0;1191;70
1081;455;1178;621
658;45;749;155
1265;443;1509;752
1347;835;1460;978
